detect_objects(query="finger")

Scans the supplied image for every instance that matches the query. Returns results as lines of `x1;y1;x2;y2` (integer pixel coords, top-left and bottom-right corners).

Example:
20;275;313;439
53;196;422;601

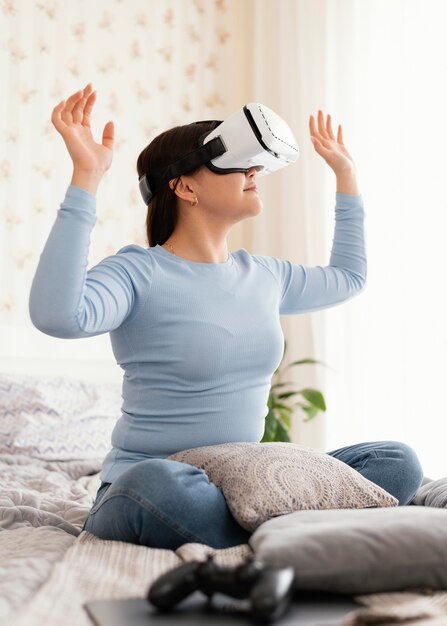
326;114;336;141
61;87;85;124
313;130;333;148
102;120;114;151
72;93;88;124
319;135;333;149
72;83;93;124
310;113;331;144
83;91;96;128
318;110;330;138
309;115;324;143
311;134;330;155
309;114;318;137
338;124;344;145
51;99;67;132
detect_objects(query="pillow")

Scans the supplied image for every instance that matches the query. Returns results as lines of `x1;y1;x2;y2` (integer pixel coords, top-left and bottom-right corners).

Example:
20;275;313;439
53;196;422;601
249;506;447;593
167;442;398;531
0;372;122;461
411;477;447;508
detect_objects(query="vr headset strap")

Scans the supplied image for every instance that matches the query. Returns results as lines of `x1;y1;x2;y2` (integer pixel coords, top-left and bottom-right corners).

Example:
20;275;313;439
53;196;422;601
139;135;226;204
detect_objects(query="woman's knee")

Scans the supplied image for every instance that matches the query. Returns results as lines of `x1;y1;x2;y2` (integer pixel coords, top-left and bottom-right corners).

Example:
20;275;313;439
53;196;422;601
390;440;424;491
83;492;142;543
338;439;424;506
84;459;238;549
106;458;223;527
114;458;210;497
374;440;424;505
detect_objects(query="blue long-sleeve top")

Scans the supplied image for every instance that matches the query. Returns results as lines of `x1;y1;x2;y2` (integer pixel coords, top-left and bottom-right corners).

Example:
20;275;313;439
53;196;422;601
29;185;366;483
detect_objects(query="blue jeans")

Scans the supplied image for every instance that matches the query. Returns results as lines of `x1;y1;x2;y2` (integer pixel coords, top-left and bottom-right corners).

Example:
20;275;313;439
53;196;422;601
82;440;424;550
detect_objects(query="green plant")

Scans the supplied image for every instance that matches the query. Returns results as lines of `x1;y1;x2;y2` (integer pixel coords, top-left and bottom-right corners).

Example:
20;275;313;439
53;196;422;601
261;339;330;443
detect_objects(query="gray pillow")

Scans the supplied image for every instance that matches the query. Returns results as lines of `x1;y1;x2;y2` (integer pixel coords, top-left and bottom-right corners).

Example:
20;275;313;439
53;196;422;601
411;477;447;508
249;506;447;594
168;442;398;532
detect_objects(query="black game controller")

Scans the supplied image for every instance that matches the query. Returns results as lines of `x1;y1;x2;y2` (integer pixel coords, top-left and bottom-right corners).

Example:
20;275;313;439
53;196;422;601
147;554;295;624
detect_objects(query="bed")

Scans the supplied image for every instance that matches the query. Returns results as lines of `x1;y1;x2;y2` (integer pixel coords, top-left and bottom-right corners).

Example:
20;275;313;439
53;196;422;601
2;359;447;626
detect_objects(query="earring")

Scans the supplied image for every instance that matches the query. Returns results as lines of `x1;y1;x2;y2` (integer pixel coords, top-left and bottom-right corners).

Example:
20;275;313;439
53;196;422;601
190;197;198;206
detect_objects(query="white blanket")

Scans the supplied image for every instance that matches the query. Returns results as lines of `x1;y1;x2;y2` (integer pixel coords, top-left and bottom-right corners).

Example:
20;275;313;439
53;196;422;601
0;453;101;621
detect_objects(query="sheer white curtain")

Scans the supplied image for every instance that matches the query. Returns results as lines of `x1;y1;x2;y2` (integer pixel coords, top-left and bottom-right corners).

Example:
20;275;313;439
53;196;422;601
248;0;352;451
251;0;447;478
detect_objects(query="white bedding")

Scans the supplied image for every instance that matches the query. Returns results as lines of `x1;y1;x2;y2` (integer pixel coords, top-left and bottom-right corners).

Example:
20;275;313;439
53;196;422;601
0;449;253;626
0;527;74;620
0;452;101;621
1;366;446;626
1;449;447;626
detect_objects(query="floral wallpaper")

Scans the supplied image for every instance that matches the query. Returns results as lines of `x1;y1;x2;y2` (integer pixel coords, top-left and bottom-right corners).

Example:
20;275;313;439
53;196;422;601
0;0;242;324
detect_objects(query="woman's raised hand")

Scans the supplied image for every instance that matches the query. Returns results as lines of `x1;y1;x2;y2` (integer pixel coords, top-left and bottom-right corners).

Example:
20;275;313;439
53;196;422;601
51;84;114;174
309;110;356;175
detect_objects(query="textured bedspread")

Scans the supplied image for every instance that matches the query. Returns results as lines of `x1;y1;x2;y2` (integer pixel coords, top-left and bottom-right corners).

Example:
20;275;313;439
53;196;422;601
11;531;447;626
13;531;253;626
0;453;102;621
3;452;447;626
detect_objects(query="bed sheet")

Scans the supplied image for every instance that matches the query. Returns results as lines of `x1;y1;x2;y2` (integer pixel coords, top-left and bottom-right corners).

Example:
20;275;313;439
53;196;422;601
0;452;102;621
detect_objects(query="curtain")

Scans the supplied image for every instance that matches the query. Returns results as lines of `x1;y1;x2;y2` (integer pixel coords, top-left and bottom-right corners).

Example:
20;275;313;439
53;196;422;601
251;0;447;477
248;0;341;451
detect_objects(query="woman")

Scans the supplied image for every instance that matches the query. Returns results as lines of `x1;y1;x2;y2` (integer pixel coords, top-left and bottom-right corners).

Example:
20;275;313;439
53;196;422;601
29;83;423;549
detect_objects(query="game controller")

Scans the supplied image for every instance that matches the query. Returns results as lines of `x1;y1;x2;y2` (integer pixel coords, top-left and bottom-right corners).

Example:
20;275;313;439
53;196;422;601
147;553;295;624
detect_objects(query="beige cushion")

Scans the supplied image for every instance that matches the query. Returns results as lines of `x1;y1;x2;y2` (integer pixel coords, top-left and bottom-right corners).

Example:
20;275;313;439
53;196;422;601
168;442;398;531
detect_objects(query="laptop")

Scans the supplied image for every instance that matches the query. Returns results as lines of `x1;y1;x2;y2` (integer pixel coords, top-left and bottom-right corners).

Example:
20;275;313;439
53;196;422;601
84;589;361;625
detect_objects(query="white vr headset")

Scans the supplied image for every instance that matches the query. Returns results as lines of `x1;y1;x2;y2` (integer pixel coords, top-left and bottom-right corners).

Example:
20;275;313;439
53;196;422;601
138;103;299;204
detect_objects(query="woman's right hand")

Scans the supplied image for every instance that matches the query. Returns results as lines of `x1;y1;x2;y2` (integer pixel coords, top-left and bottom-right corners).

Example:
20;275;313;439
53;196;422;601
51;83;114;175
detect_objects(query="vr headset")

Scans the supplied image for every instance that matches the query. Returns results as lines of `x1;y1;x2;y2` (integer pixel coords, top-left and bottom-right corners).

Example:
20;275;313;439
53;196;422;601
138;103;300;204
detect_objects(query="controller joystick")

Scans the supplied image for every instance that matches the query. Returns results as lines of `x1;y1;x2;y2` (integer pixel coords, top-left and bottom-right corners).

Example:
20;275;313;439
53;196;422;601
147;553;295;624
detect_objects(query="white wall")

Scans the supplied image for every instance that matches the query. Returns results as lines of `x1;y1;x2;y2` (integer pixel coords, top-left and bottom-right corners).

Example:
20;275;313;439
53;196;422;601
0;326;121;383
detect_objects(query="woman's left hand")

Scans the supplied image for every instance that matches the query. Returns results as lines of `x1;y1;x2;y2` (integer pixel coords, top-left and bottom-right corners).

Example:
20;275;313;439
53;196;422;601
309;110;356;175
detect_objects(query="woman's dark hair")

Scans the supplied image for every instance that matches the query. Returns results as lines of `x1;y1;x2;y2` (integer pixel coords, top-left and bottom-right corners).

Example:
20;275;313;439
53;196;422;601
136;121;221;247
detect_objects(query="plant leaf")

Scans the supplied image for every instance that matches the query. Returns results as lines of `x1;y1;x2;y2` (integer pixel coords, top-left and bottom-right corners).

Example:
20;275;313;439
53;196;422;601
270;382;293;390
271;402;291;411
265;341;329;440
273;405;292;421
301;405;320;421
262;410;277;441
274;421;291;442
277;391;303;400
300;388;327;411
278;411;291;429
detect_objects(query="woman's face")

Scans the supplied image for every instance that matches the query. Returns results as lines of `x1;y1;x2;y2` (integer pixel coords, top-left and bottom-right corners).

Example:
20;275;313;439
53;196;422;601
184;165;263;221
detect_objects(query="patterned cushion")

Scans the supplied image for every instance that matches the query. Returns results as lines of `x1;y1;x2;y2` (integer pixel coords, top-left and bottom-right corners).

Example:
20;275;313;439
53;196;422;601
0;373;121;461
168;442;399;532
